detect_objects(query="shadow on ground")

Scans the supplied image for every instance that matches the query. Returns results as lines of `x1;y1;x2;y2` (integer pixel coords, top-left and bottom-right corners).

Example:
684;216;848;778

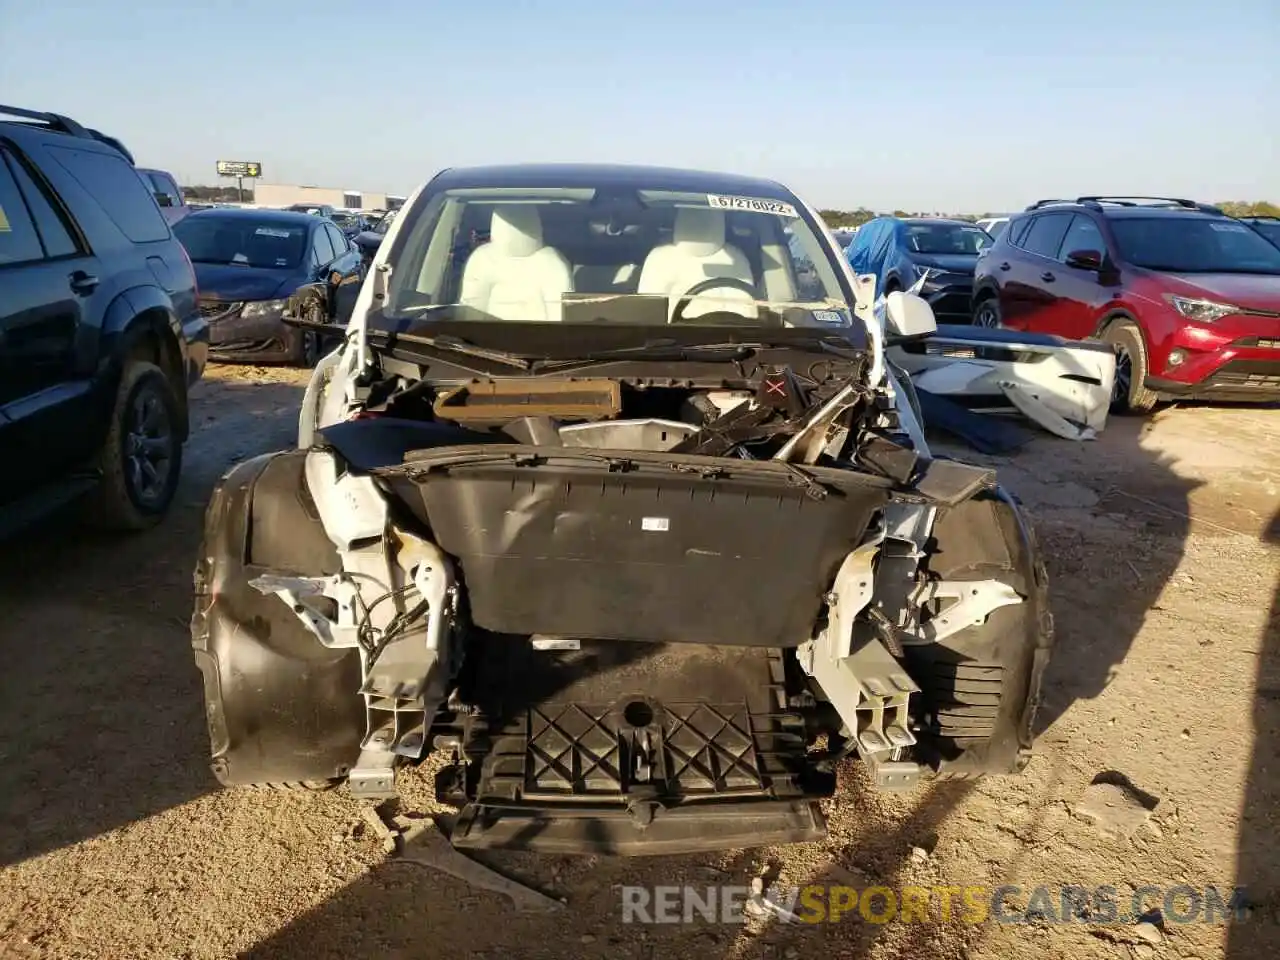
0;376;304;868
236;411;1196;960
1229;506;1280;958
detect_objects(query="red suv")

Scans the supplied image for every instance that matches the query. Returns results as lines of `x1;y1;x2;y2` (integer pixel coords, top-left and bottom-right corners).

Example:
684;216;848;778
971;197;1280;413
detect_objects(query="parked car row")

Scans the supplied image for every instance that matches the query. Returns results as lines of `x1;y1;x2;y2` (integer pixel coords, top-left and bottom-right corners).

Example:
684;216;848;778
843;198;1280;413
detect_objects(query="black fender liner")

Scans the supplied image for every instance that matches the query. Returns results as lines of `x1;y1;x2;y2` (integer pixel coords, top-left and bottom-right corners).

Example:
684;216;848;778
906;486;1055;777
190;449;365;786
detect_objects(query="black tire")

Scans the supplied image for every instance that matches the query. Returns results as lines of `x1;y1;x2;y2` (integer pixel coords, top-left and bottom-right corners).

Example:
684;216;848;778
84;360;183;531
972;295;1002;329
904;489;1055;779
1102;320;1159;414
294;300;325;368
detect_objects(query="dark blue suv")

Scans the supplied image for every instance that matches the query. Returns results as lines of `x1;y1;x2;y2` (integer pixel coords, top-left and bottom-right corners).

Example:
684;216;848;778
846;216;993;321
0;105;207;536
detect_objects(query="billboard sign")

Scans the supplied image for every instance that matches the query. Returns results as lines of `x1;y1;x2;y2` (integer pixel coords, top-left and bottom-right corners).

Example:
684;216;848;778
216;160;262;178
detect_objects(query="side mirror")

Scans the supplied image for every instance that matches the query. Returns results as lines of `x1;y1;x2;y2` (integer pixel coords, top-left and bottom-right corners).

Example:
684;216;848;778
354;233;383;256
1065;248;1103;271
884;291;937;340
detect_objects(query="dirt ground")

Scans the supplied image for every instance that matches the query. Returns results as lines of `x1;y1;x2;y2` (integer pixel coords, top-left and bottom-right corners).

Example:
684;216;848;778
0;364;1277;960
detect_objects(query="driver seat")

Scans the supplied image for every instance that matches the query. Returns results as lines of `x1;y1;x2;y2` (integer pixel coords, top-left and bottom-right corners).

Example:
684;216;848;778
460;206;572;321
637;208;757;321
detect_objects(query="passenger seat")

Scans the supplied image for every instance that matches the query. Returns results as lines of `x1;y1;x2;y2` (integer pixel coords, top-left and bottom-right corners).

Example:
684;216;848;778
459;206;573;321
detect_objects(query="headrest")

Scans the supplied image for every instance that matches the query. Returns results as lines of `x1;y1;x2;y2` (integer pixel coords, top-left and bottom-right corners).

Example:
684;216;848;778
673;207;725;256
489;205;543;257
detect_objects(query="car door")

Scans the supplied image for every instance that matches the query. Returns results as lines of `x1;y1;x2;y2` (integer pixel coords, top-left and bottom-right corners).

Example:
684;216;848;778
0;145;101;500
1000;212;1072;332
1046;213;1112;340
323;222;362;322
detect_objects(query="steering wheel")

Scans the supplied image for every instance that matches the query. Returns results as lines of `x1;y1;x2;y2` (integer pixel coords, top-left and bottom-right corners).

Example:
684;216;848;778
670;276;762;325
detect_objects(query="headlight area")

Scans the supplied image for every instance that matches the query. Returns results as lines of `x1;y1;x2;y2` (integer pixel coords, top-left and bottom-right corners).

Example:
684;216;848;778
912;264;949;284
1165;294;1238;323
240;298;291;320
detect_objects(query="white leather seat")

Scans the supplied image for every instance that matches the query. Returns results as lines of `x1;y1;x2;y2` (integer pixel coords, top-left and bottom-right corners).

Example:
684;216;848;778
636;207;758;321
459;206;572;321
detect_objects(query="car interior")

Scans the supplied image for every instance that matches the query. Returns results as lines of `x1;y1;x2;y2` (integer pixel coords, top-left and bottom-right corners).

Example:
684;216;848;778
398;194;840;325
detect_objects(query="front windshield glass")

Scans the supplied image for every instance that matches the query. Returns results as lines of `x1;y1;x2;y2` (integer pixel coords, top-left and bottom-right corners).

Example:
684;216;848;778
905;222;992;255
382;185;852;329
1246;220;1280;249
330;212;358;229
1110;217;1280;274
174;215;307;268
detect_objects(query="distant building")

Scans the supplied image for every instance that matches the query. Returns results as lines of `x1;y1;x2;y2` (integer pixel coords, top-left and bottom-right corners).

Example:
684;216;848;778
252;182;407;212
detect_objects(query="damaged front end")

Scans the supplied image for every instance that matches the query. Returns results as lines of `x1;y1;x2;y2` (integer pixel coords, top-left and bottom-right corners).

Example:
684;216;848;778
191;350;1054;855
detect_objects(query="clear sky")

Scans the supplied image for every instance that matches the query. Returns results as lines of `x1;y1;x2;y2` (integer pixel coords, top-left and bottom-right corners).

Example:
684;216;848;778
1;0;1275;212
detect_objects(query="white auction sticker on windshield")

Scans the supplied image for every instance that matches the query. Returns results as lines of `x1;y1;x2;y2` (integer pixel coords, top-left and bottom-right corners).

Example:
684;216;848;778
1209;222;1249;233
812;310;844;324
707;194;798;218
255;227;293;238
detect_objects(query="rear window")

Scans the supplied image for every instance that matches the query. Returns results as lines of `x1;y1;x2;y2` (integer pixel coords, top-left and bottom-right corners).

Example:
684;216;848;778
1110;217;1280;274
45;146;170;243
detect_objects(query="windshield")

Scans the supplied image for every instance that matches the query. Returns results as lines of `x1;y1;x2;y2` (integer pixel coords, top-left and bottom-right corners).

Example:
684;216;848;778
1247;220;1280;249
330;212;358;229
382;185;852;330
174;215;307;268
1110;217;1280;274
905;222;992;256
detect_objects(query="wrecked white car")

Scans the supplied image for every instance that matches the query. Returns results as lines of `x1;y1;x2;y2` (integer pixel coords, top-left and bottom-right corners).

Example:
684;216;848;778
191;165;1054;855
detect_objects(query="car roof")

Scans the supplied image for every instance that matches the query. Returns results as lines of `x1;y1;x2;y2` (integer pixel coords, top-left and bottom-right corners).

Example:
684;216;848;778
903;217;981;227
427;163;793;200
183;208;319;226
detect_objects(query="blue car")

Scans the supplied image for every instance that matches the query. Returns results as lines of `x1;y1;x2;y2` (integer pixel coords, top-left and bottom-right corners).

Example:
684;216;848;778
174;208;365;366
846;216;992;321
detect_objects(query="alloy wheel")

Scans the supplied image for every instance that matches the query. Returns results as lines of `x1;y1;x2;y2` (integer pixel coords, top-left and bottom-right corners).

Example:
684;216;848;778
124;384;175;508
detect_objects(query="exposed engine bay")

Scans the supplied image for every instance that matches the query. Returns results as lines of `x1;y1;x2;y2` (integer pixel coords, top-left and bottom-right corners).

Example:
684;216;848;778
194;347;1053;854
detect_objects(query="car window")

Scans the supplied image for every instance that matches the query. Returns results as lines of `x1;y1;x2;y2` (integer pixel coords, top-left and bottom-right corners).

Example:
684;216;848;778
0;155;45;265
1110;217;1280;274
1059;215;1106;261
986;220;1008;240
1007;216;1033;247
4;150;78;259
174;215;309;268
324;223;348;257
1021;213;1073;259
903;222;992;255
384;183;854;328
311;225;336;266
149;172;182;207
44;146;170;243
